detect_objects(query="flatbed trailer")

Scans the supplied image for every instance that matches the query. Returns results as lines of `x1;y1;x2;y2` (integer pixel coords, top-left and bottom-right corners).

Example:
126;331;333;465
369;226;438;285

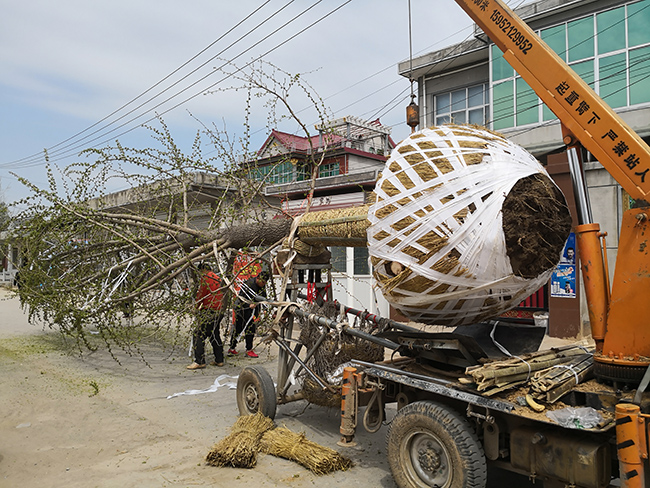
353;358;619;488
235;284;635;488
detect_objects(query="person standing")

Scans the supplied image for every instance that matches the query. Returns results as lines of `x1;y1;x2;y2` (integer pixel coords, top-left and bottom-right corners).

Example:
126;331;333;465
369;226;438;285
228;271;269;358
187;263;226;370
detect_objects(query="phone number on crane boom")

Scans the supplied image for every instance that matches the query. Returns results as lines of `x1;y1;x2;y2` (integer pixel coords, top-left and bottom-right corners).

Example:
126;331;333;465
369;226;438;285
489;9;533;54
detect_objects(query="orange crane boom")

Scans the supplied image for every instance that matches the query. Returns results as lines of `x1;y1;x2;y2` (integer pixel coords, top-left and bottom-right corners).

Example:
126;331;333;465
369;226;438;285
455;0;650;202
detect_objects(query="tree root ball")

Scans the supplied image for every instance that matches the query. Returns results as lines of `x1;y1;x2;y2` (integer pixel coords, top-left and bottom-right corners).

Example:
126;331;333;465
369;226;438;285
368;125;571;326
503;173;572;278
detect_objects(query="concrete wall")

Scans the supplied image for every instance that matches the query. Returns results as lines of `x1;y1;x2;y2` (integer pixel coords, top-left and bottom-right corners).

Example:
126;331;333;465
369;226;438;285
347;154;385;173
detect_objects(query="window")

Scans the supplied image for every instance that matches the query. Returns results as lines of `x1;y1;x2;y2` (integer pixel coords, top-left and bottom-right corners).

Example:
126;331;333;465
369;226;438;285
571;59;595;87
251;160;294;184
568;16;594;62
433;83;489;126
353;247;369;275
319;162;340;178
541;24;568;122
451;89;467;123
542;24;567;60
270;161;293;183
329;247;369;275
467;85;486;124
435;93;451;125
599;53;628;107
330;247;346;273
628;0;650;47
491;44;513;81
493;81;514;130
597;6;626;54
296;162;311;182
490;0;650;131
516;78;539;126
630;45;650;104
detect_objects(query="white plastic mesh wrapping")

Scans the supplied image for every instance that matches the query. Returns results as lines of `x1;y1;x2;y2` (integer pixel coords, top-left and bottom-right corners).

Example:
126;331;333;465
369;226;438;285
368;125;556;326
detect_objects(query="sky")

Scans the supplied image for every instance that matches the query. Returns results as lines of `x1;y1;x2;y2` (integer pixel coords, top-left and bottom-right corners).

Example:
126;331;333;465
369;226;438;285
0;0;529;205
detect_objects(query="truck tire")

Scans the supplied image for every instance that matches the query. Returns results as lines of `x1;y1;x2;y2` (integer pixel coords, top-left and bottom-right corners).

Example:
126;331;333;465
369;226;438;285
386;400;486;488
236;365;277;419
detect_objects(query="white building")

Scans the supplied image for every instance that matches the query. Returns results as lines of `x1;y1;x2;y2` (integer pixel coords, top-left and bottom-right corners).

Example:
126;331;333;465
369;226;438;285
256;117;397;319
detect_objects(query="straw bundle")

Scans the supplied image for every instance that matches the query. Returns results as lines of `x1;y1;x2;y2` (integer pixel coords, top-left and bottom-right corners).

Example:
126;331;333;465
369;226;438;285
206;412;275;468
260;426;353;475
368;124;571;326
529;352;593;403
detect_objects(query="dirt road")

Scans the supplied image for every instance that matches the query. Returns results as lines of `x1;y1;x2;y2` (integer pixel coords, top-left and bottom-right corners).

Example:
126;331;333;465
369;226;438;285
1;288;546;488
0;289;397;488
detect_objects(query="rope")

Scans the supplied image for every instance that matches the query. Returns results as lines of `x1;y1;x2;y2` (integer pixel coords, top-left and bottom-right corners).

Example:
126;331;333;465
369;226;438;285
551;364;580;384
408;0;414;98
489;321;532;382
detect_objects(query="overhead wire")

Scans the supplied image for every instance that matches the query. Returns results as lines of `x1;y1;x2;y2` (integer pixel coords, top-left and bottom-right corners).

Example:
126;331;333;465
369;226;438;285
3;0;275;168
245;0;634;147
343;0;649;142
9;0;645;176
418;0;650;133
7;0;478;169
244;0;481;145
247;0;520;154
2;1;353;170
366;0;650;145
13;2;340;169
329;0;532;130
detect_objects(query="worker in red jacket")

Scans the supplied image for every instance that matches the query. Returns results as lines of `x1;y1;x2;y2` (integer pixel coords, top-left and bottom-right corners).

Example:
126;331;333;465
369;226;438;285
187;263;226;370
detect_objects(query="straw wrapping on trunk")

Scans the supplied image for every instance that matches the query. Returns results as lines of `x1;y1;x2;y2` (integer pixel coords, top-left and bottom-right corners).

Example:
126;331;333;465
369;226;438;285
297;205;370;247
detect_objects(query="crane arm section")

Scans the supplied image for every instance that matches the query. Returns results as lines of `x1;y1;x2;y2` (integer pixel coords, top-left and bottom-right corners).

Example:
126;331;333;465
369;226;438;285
455;0;650;202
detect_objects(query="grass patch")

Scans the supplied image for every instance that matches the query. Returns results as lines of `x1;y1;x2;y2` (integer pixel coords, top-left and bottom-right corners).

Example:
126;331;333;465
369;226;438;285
0;332;71;360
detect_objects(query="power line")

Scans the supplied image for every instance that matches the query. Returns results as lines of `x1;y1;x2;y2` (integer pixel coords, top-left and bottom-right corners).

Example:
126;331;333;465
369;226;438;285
3;1;354;169
6;1;476;170
3;1;276;168
243;0;488;143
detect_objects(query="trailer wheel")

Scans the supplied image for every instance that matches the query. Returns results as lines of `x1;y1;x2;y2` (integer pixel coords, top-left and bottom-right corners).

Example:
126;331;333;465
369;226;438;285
236;365;277;419
386;400;486;488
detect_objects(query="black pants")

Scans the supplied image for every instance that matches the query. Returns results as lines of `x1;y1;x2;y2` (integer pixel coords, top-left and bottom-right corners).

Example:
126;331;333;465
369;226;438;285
231;306;256;351
193;309;224;364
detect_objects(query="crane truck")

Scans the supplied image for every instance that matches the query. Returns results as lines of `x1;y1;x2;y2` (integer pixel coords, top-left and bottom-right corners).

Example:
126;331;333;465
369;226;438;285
235;1;650;487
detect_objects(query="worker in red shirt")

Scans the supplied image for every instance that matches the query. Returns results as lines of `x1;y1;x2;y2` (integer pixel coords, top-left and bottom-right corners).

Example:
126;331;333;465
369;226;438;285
187;263;226;370
228;270;269;358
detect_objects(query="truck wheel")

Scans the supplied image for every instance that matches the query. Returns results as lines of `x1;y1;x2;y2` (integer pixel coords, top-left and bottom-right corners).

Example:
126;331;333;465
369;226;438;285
386;400;486;488
236;365;277;419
